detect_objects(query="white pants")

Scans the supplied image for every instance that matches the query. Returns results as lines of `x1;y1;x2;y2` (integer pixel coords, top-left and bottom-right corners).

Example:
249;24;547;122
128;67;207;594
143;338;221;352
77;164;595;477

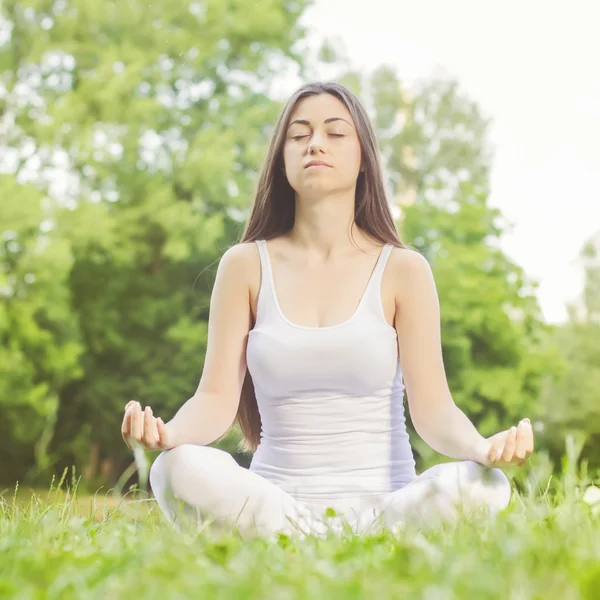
149;445;512;538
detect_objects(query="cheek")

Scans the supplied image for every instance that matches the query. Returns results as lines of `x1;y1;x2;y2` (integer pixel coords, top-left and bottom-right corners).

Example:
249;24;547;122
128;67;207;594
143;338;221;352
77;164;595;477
342;142;362;177
282;145;300;181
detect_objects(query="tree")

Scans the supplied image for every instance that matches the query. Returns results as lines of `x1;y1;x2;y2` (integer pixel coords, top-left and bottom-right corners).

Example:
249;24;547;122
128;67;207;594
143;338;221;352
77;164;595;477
0;0;311;486
0;176;83;483
538;233;600;469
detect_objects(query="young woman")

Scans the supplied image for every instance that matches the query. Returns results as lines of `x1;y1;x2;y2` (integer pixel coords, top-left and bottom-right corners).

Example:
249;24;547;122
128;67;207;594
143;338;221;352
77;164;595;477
121;81;534;538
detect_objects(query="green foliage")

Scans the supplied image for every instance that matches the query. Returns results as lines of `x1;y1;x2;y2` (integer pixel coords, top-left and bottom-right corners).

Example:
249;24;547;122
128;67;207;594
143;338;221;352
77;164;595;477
538;234;600;468
0;0;311;485
0;0;589;487
0;175;84;483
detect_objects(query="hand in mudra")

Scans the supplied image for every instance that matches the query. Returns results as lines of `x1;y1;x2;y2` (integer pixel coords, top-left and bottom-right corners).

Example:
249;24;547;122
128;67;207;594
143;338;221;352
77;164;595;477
484;418;534;468
121;400;173;451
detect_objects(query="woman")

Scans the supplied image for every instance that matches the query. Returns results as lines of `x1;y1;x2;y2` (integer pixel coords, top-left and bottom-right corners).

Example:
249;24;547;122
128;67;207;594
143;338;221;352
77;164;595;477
121;81;534;538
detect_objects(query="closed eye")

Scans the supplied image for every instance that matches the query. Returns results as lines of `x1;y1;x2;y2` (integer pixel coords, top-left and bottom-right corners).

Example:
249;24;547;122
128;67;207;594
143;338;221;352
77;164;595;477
291;133;346;141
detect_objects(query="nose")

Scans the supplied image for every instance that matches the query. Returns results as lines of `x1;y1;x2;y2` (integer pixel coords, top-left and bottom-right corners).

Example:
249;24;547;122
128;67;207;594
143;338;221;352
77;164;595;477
307;130;326;154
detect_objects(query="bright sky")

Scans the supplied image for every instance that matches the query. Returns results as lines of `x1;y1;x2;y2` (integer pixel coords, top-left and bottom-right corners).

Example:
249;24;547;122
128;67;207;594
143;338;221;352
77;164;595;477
297;0;600;323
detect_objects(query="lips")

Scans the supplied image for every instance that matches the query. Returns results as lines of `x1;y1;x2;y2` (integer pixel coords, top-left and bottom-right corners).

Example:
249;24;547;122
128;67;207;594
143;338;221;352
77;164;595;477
304;161;332;169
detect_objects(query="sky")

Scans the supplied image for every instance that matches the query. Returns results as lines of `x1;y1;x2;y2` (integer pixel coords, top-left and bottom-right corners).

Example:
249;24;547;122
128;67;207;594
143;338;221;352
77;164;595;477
297;0;600;323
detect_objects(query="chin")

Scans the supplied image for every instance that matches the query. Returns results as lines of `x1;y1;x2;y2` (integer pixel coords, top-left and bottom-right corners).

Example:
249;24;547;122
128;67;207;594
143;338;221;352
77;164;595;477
296;185;340;199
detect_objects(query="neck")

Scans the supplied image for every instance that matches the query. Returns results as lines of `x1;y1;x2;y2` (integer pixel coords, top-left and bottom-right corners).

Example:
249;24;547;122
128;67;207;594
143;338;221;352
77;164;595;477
289;190;367;259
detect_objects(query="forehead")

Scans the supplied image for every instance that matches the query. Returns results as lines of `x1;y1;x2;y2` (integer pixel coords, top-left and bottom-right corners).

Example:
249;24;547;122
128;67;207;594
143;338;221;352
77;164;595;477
288;93;353;124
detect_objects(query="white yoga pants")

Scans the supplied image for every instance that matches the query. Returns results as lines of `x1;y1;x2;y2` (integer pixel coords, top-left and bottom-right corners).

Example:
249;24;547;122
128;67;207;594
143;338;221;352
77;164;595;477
149;445;512;538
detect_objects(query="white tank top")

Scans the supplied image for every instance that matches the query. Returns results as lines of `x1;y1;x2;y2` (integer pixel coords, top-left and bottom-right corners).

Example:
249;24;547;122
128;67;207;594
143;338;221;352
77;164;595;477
247;239;416;506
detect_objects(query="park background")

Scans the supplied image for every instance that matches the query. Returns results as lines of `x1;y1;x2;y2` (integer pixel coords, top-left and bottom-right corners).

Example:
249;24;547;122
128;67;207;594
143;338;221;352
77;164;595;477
1;0;599;497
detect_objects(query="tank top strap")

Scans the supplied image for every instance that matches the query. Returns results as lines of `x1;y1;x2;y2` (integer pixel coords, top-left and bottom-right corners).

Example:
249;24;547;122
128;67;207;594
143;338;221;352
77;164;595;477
361;243;394;319
254;239;277;324
255;239;269;277
372;243;394;282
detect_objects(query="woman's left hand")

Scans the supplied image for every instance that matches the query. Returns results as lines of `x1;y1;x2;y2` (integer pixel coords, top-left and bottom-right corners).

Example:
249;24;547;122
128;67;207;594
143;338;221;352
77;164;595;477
483;418;535;468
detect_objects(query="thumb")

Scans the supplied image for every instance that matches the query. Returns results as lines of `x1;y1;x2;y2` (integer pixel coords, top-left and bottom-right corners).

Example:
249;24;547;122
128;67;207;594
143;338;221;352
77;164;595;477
485;431;509;465
157;417;170;449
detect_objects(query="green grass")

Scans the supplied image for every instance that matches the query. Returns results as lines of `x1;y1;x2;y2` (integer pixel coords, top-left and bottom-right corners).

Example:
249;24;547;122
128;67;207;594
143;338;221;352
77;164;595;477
1;459;599;600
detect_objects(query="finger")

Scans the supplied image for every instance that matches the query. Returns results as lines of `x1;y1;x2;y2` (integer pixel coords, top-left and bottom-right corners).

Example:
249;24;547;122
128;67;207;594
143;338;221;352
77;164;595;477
142;406;152;446
523;419;533;454
488;432;508;463
121;407;133;448
486;441;497;464
149;411;160;449
488;440;501;464
490;439;507;464
502;427;518;462
522;421;535;463
125;400;137;411
131;403;143;442
514;421;529;460
526;421;535;453
121;406;132;437
514;422;531;466
157;418;169;449
142;407;157;448
517;418;534;451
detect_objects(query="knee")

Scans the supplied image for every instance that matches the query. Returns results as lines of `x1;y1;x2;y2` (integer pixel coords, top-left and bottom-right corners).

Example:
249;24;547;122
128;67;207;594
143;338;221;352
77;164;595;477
149;449;170;495
151;444;236;495
456;461;511;513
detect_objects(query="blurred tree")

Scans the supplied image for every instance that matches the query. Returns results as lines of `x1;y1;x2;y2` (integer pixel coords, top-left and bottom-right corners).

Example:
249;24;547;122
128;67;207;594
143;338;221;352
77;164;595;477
0;176;84;483
341;67;562;464
0;0;310;486
538;233;600;469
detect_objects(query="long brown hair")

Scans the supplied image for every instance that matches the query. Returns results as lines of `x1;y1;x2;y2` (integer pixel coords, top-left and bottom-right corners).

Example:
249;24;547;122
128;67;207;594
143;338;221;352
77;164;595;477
235;81;406;452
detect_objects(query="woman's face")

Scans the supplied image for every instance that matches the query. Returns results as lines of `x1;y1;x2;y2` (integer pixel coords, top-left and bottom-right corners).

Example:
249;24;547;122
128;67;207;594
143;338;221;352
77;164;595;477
282;93;362;198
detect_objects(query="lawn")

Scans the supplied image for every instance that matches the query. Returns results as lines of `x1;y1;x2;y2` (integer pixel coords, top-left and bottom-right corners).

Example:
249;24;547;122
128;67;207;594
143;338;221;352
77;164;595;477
1;457;599;600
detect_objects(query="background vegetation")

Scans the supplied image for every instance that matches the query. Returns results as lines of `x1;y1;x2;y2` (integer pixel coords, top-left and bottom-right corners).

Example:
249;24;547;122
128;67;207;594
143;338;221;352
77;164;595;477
1;0;598;497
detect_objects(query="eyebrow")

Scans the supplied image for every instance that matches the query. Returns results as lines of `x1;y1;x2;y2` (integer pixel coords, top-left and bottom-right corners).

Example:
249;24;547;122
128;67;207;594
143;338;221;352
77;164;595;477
287;117;354;129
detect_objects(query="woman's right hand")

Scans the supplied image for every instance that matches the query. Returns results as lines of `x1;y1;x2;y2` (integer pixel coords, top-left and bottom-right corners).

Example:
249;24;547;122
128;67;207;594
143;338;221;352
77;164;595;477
121;400;173;451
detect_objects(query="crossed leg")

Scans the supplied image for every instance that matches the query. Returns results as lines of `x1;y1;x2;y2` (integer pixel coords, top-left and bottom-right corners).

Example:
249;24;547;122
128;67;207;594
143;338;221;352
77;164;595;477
150;446;512;538
358;460;512;534
149;445;324;538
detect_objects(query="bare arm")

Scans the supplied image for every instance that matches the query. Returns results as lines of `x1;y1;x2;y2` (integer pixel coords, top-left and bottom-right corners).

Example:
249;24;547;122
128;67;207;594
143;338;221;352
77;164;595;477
393;250;489;464
164;243;254;447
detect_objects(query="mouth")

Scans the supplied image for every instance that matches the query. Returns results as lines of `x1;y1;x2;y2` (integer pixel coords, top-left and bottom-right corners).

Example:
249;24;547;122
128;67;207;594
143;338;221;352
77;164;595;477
304;161;332;169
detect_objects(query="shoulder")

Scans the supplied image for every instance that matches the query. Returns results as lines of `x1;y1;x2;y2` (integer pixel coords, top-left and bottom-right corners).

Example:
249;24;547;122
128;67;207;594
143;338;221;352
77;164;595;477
388;246;433;278
219;241;261;269
216;242;261;284
387;246;437;301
